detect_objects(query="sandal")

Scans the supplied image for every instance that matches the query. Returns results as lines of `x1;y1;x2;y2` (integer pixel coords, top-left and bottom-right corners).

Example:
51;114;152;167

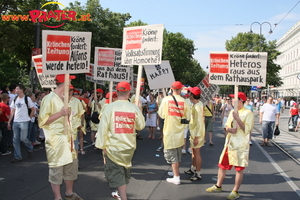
260;142;265;146
266;142;272;147
80;149;85;155
209;142;214;146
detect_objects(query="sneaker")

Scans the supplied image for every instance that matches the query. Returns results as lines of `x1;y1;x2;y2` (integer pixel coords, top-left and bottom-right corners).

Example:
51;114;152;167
227;191;240;200
182;149;186;154
167;171;174;176
111;191;121;200
166;177;180;185
184;169;195;175
65;192;83;200
1;151;11;156
91;142;95;145
156;146;163;152
35;140;41;145
157;127;160;130
190;172;201;181
188;148;192;154
11;158;22;163
206;185;222;192
249;141;252;145
83;140;88;144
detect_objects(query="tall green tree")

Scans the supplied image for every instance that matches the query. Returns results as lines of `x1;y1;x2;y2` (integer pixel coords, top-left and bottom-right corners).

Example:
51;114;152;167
225;32;282;91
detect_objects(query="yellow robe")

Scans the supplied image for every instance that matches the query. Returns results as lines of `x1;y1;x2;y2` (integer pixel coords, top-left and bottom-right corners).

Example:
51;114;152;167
38;92;76;168
189;101;205;148
220;106;254;167
69;97;85;138
158;95;191;149
95;100;145;168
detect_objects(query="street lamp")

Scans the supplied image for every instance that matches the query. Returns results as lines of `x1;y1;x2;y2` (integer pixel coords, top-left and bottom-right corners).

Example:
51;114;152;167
249;21;273;52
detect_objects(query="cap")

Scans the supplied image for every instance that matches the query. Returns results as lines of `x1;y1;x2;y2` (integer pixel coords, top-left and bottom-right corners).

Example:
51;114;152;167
55;74;76;83
229;92;247;101
96;88;103;93
69;84;75;89
73;89;80;95
116;82;131;91
188;87;201;96
105;92;118;103
171;81;183;90
293;102;298;106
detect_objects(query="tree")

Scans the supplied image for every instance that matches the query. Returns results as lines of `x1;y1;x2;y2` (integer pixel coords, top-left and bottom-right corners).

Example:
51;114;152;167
225;32;282;93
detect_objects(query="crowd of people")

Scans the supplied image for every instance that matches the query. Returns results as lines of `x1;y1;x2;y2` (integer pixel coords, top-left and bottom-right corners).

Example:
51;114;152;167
1;76;300;200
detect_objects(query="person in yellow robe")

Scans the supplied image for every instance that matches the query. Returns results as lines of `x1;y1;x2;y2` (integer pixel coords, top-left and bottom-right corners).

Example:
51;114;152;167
38;74;83;200
158;81;190;185
184;87;205;181
95;82;145;200
206;92;254;200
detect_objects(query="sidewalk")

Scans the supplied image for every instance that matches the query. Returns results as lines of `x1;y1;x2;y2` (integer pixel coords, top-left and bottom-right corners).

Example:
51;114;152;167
253;107;300;163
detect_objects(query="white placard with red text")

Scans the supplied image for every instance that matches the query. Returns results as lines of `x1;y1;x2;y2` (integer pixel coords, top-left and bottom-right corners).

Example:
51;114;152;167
209;51;267;86
144;60;175;89
197;75;220;106
94;47;131;82
121;24;164;66
42;30;91;74
85;64;105;85
32;55;56;88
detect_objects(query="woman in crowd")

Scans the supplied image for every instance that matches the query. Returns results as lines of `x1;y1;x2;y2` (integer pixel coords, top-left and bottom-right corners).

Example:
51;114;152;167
146;94;158;139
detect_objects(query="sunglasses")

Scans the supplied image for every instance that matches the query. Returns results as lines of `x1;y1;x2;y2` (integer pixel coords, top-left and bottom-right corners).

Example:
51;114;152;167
226;99;231;100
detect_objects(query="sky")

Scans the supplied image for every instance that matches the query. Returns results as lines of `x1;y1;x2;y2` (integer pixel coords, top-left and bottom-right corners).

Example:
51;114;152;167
59;0;300;70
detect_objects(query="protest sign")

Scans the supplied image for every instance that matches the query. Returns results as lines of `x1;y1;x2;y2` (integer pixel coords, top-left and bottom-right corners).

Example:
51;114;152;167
121;24;164;66
144;60;175;89
209;51;267;86
85;64;105;85
197;75;220;106
94;48;131;82
42;30;91;74
32;55;56;88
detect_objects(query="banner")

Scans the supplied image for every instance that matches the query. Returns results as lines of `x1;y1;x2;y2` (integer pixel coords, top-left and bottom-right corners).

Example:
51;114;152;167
94;48;131;82
209;51;267;86
121;24;164;66
144;60;175;89
42;30;91;74
197;75;220;106
32;55;56;88
85;64;105;85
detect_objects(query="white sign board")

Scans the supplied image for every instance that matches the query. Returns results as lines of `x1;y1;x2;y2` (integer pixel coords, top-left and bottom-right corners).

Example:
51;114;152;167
42;30;91;74
144;60;175;89
209;51;267;86
85;64;105;85
94;47;131;82
32;55;56;88
121;24;164;66
197;75;220;106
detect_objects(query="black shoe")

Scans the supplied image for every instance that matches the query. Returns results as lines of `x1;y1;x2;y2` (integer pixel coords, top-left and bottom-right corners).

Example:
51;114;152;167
136;135;143;140
11;158;22;163
28;151;33;157
184;169;195;175
189;172;201;181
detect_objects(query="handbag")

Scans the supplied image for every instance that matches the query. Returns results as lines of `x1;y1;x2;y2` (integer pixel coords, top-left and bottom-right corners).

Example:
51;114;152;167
91;101;100;124
274;125;280;136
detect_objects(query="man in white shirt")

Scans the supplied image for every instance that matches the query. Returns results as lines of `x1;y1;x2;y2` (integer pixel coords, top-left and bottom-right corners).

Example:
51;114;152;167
259;96;279;146
8;84;35;163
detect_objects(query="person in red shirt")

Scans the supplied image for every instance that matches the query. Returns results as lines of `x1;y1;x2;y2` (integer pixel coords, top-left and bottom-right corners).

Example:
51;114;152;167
0;93;11;155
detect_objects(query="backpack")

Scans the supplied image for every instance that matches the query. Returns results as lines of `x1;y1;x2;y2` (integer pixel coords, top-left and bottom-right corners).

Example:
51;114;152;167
14;95;31;117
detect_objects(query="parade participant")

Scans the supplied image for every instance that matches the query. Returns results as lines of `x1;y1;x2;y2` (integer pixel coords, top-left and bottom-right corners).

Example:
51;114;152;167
184;87;205;181
95;81;145;200
0;93;11;155
206;92;254;200
158;81;190;185
38;74;83;200
204;100;215;145
220;97;234;136
8;84;35;163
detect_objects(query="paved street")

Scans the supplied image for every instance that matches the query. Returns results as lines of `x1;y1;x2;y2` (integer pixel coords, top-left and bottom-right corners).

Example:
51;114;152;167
1;108;300;200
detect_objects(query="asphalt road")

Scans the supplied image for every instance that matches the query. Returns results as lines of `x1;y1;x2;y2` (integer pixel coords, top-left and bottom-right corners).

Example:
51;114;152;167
1;114;300;200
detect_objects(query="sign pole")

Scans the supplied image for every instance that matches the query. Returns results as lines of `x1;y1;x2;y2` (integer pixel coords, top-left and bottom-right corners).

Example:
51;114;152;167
135;65;143;107
109;81;113;103
94;82;97;102
63;74;70;135
233;85;239;127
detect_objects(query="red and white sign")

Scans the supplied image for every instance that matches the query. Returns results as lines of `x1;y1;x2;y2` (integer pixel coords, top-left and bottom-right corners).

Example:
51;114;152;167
168;100;184;117
209;51;267;86
197;74;220;106
114;111;135;134
85;64;105;85
42;30;91;74
32;55;56;88
121;24;164;66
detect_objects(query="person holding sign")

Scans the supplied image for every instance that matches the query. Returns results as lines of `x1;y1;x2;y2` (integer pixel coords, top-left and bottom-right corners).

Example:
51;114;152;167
184;87;205;181
206;92;254;200
95;81;145;200
158;81;190;185
38;74;83;200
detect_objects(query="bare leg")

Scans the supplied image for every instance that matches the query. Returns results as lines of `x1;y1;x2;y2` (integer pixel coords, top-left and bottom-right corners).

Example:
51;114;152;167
171;162;180;176
192;148;202;171
233;170;244;191
118;184;127;200
91;131;96;143
209;132;213;144
51;183;62;200
216;167;226;187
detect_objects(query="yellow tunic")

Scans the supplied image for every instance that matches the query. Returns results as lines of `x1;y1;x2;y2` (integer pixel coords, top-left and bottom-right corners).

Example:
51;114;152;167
130;94;143;111
203;102;213;116
219;107;254;167
78;100;87;135
158;95;191;149
95;100;145;168
189;101;205;148
38;92;77;168
69;97;85;138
